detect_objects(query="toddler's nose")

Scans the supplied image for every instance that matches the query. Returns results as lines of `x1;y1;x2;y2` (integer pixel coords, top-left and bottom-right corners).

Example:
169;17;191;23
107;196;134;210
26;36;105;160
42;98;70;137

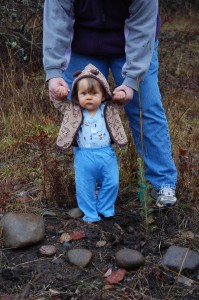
87;93;92;99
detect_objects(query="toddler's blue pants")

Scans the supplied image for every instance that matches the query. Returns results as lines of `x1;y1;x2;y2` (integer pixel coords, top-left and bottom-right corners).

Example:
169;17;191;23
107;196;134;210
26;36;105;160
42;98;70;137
74;146;119;222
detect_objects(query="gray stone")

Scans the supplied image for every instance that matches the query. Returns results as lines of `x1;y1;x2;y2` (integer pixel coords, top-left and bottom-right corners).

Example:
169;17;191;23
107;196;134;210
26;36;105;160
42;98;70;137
39;245;57;256
67;207;83;218
115;248;145;270
63;241;72;248
177;275;194;287
162;245;199;273
42;211;57;217
67;248;93;267
0;212;45;248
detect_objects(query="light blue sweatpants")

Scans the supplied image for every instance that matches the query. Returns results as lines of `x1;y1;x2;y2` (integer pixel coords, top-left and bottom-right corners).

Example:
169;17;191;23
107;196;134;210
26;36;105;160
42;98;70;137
74;146;119;222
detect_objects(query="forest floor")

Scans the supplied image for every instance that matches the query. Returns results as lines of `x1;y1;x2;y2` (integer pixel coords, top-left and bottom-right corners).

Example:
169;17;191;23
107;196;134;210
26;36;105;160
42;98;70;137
0;13;199;300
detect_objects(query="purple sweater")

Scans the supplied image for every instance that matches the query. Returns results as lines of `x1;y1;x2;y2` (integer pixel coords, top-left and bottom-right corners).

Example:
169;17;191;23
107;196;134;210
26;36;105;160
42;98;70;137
72;0;160;56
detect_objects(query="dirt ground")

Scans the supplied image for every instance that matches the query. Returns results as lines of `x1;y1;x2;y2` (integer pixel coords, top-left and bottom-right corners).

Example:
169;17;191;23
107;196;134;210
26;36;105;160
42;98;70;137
0;14;199;300
0;202;199;299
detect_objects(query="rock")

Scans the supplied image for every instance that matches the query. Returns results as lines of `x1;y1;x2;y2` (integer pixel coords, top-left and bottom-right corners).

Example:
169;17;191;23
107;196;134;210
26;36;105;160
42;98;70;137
62;241;72;248
0;212;45;248
67;207;83;218
177;275;194;287
39;245;57;256
67;248;93;267
162;245;199;273
96;240;106;248
42;211;57;217
115;248;145;270
52;257;64;265
181;231;195;240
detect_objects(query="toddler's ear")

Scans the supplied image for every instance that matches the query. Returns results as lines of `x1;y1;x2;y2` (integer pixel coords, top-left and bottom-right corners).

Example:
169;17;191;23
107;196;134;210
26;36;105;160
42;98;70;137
90;69;99;75
73;70;82;77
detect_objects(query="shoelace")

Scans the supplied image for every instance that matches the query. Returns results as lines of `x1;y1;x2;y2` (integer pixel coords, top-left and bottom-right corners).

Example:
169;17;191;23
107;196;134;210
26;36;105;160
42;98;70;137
159;188;175;196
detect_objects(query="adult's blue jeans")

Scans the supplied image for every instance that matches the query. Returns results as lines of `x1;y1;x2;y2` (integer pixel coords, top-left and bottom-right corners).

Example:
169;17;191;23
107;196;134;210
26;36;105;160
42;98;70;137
62;40;177;189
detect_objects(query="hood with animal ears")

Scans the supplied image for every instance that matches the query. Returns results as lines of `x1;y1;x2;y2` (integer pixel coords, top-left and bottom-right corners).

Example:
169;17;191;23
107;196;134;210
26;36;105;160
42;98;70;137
71;64;112;102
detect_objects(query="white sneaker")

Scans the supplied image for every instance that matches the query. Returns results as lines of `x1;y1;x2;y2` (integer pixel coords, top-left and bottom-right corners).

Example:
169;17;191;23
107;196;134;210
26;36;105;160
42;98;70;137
151;188;177;207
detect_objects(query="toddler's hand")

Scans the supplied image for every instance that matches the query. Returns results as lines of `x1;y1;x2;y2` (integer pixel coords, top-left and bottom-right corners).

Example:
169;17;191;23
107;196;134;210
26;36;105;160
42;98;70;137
113;90;126;101
48;77;70;101
113;85;134;104
56;86;69;99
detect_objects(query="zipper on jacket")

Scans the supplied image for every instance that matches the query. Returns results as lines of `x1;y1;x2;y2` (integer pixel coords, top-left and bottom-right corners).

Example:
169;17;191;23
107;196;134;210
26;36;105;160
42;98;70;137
102;0;106;25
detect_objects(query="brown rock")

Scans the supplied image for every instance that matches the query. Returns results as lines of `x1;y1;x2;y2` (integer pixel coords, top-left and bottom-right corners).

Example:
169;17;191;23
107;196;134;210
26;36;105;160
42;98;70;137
115;248;145;270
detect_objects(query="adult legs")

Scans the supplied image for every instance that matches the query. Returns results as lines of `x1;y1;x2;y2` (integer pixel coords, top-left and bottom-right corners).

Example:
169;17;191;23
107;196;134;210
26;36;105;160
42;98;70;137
110;41;177;190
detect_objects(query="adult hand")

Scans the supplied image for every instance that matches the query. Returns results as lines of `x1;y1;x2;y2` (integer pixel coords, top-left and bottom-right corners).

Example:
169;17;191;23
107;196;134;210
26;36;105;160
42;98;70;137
48;77;70;101
113;85;134;104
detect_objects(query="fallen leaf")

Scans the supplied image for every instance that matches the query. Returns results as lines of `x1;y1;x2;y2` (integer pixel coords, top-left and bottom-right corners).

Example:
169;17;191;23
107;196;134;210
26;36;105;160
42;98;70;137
0;295;16;300
16;196;32;202
114;223;123;232
69;231;86;240
104;268;126;285
49;289;60;295
59;233;71;243
59;231;86;243
102;285;114;290
104;268;112;277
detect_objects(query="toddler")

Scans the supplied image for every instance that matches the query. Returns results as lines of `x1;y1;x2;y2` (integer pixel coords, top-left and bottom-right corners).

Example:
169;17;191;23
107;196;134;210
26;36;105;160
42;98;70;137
52;64;127;222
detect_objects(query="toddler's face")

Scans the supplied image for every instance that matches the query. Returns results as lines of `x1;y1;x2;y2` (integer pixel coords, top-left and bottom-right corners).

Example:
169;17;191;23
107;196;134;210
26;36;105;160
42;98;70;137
77;78;105;113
